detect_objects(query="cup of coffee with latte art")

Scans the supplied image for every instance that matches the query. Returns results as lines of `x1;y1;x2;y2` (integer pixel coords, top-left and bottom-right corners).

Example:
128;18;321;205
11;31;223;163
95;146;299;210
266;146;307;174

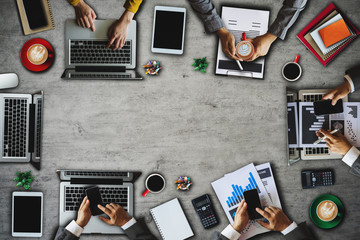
236;32;254;61
316;200;338;222
27;44;49;65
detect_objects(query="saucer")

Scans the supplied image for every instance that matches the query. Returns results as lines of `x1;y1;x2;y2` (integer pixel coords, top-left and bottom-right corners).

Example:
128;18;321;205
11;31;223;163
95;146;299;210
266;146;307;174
20;38;54;72
310;194;344;229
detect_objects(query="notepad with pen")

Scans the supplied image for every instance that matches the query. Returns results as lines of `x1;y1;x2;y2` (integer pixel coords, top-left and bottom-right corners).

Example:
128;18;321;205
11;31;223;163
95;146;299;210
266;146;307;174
150;198;194;240
16;0;55;35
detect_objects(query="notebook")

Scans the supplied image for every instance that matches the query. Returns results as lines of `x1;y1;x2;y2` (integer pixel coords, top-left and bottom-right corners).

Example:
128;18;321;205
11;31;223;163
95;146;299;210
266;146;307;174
16;0;55;35
319;19;351;47
150;198;194;240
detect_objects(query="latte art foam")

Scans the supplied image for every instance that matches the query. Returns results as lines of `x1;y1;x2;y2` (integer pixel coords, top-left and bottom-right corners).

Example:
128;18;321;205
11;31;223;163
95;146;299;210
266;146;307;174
316;200;338;222
236;41;254;60
239;43;252;56
27;44;48;65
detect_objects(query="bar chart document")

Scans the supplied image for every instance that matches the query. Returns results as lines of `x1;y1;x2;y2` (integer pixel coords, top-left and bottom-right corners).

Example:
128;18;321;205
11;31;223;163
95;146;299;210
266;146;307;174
211;163;280;239
215;7;269;79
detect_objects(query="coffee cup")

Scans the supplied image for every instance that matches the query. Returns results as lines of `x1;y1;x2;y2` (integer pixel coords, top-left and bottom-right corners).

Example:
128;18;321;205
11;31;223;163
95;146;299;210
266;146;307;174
282;55;302;81
316;200;338;222
236;32;254;61
142;173;166;197
27;44;49;65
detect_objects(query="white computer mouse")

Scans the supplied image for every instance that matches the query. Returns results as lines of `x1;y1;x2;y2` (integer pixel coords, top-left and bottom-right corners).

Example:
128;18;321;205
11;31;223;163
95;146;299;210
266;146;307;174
0;73;19;89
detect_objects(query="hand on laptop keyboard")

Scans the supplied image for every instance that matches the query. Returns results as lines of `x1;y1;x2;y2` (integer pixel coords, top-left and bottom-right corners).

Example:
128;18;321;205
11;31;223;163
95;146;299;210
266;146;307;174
98;203;131;227
74;0;97;32
75;196;91;228
107;10;135;50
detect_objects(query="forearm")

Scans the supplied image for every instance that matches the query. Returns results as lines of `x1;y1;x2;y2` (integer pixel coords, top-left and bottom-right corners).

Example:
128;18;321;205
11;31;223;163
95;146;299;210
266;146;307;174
120;10;135;23
268;0;308;40
188;0;224;32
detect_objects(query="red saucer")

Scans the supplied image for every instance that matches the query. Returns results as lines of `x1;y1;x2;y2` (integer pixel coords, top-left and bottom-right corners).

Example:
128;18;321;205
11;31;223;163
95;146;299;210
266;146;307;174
20;38;55;72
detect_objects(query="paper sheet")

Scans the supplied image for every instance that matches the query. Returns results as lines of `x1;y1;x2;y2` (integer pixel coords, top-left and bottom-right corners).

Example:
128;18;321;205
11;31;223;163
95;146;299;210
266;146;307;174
287;103;299;148
212;163;281;239
215;7;269;79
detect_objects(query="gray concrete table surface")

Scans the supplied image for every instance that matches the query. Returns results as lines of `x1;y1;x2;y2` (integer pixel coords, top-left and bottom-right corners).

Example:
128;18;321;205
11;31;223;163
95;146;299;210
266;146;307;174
0;0;360;239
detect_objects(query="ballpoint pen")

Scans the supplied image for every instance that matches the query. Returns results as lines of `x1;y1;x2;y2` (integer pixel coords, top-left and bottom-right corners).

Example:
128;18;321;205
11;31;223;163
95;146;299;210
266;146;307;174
236;60;243;70
313;128;340;145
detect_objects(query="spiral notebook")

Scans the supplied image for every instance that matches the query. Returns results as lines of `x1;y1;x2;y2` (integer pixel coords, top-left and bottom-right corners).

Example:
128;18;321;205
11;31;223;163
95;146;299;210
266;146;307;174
150;198;194;240
16;0;55;35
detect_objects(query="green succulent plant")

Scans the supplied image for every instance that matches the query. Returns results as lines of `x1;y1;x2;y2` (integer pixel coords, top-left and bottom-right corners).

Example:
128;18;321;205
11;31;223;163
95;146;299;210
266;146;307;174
14;171;35;190
192;57;209;73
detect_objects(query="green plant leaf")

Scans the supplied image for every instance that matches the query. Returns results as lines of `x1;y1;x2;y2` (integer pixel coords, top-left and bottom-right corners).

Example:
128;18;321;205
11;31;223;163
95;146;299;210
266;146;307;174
17;182;23;186
14;177;20;182
24;185;30;190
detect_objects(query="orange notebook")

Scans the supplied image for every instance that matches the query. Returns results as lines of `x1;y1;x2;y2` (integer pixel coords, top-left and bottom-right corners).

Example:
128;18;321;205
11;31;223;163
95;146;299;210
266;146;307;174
319;19;351;47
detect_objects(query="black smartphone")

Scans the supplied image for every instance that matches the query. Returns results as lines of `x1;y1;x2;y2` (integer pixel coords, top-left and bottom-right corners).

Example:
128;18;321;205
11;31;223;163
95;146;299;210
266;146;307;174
85;187;104;216
243;189;263;220
23;0;48;29
313;99;343;116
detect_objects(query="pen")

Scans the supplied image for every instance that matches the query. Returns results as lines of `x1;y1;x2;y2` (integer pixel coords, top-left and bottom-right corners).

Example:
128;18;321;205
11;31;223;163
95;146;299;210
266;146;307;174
313;129;340;145
236;60;243;70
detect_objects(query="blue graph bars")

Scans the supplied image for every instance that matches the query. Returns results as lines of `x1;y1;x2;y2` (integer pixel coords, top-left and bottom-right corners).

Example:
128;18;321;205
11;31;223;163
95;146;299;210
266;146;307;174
226;172;261;207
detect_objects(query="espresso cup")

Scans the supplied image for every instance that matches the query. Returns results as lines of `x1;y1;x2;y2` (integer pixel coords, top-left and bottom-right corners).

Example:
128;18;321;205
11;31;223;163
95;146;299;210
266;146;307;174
282;55;302;82
316;200;338;222
27;44;49;65
142;173;166;197
235;32;254;61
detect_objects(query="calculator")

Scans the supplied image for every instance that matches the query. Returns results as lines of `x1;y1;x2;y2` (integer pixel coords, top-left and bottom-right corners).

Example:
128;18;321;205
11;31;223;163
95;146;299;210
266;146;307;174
301;170;334;189
192;194;219;229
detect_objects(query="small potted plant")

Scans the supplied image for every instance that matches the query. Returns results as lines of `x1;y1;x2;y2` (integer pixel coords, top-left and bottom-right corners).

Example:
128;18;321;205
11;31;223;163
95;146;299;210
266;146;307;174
14;171;35;190
192;57;209;73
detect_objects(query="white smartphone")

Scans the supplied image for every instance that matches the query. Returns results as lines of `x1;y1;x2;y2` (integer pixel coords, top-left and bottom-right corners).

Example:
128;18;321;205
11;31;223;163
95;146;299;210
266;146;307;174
151;6;186;55
12;192;43;237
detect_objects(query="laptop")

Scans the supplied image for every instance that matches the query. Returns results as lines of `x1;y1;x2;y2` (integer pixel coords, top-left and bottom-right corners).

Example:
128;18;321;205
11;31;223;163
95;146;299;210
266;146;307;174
61;19;142;80
286;88;348;165
57;170;141;234
0;91;44;170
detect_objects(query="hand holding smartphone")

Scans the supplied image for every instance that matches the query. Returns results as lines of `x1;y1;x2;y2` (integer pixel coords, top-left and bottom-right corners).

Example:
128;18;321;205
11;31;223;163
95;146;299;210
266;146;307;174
243;189;263;220
85;187;104;216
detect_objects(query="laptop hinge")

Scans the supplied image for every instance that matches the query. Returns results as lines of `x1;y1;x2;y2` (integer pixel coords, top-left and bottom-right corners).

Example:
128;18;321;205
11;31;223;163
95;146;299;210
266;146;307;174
75;66;126;72
70;178;124;185
28;104;36;153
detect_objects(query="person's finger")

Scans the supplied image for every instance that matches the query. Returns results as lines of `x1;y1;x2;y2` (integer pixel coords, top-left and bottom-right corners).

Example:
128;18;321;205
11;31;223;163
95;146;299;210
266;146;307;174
236;199;245;214
91;10;97;21
83;198;90;210
107;36;116;48
229;38;236;56
77;18;81;27
323;137;333;144
319;129;335;141
79;18;86;28
257;220;271;229
264;207;274;215
79;196;87;209
114;38;121;50
256;208;270;219
106;204;114;211
331;93;341;106
83;16;91;29
99;216;111;224
326;143;332;149
316;131;324;138
322;91;335;100
88;15;95;32
268;206;279;213
97;204;111;215
109;203;118;209
240;202;248;215
119;38;126;49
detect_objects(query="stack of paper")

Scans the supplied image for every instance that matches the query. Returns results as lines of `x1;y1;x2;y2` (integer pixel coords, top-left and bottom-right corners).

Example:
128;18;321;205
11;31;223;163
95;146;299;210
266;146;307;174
309;13;356;57
211;163;281;240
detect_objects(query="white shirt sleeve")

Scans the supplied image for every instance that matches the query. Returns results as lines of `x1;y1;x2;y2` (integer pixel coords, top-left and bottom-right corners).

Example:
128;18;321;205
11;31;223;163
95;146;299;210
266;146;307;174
221;224;241;240
65;220;84;237
344;75;355;93
121;217;137;230
281;221;298;235
342;146;360;167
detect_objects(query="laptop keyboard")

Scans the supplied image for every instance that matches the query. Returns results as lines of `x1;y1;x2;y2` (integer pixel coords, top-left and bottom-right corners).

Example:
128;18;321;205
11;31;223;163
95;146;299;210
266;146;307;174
64;171;128;177
303;94;323;102
36;98;42;158
70;73;132;79
65;186;128;212
3;98;28;157
70;40;132;64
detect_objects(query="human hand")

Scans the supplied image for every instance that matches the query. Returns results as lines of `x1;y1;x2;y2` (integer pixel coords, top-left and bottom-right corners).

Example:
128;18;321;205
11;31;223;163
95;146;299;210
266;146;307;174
246;33;277;61
232;199;249;232
256;206;291;232
98;203;131;227
217;27;241;60
75;196;92;228
107;10;135;50
74;0;97;32
317;129;352;155
322;81;351;106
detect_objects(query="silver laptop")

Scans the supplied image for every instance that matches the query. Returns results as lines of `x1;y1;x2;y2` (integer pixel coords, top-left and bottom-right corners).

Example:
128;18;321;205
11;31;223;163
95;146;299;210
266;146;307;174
57;170;141;234
287;88;348;165
0;91;44;170
61;19;142;80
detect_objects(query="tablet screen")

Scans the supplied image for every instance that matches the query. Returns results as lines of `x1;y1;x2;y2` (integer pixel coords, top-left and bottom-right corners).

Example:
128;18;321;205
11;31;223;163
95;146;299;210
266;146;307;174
14;196;42;233
154;10;184;50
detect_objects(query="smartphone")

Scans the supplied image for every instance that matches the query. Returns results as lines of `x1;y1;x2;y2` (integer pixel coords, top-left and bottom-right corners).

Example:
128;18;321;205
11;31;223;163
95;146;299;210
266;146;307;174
243;189;263;220
85;187;104;216
313;99;343;116
23;0;48;29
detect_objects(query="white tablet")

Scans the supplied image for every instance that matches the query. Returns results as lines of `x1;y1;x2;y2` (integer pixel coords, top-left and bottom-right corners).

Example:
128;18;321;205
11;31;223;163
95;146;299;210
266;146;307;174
12;192;43;237
151;6;186;55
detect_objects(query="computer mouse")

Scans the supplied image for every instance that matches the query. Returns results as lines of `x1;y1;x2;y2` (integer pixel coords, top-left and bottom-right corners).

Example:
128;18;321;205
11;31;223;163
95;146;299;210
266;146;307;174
0;73;19;89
